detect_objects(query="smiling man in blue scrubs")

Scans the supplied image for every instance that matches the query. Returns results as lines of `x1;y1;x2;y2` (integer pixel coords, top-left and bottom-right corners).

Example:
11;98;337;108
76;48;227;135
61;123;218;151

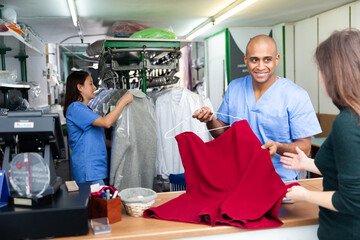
193;35;321;181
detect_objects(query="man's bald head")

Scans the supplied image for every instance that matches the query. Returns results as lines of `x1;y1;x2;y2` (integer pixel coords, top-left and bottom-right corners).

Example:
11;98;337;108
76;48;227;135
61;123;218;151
246;35;278;55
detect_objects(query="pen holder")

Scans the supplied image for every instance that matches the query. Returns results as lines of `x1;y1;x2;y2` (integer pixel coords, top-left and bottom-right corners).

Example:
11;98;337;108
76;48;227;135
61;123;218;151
88;196;122;224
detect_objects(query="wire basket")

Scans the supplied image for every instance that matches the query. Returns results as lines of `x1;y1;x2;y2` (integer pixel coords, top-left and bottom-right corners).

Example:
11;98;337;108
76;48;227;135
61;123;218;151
119;187;157;217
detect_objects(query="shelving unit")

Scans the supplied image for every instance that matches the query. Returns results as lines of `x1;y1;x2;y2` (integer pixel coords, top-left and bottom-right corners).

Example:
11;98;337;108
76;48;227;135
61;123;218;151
0;27;45;57
0;22;45;108
0;82;30;108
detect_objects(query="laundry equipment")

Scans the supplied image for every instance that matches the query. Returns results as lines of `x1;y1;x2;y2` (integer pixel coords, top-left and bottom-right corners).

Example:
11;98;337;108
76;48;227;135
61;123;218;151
98;38;189;92
0;111;65;205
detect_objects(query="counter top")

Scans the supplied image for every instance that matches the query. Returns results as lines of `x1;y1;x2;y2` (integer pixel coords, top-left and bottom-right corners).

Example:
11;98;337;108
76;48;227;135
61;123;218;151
57;178;322;240
311;137;327;148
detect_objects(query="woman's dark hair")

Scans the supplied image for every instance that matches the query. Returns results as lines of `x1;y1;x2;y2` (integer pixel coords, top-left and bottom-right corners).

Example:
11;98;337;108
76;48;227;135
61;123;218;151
315;29;360;118
63;71;90;116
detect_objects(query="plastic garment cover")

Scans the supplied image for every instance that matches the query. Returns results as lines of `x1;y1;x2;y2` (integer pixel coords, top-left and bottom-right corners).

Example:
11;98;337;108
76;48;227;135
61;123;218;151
110;89;157;191
144;120;299;229
90;89;118;115
153;87;213;178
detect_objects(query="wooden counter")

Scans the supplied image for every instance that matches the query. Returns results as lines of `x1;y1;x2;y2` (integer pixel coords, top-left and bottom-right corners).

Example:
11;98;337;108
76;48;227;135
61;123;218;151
57;178;322;240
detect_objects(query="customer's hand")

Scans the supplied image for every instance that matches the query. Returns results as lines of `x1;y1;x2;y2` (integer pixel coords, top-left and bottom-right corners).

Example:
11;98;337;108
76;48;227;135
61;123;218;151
285;185;309;202
192;106;214;123
280;146;307;171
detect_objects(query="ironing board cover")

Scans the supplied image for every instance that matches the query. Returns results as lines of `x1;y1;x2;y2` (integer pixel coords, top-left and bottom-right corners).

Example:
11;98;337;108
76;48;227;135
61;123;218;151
143;120;298;229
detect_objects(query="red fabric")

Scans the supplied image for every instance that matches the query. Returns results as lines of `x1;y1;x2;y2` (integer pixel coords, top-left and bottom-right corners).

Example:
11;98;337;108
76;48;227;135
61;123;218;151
144;120;298;229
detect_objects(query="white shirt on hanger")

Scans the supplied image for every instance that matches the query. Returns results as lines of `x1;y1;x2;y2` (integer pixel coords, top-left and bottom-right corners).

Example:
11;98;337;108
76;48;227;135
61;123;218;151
154;87;213;178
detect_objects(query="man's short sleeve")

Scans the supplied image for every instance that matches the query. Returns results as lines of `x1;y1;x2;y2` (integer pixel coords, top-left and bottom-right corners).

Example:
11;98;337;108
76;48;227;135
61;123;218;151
289;90;322;139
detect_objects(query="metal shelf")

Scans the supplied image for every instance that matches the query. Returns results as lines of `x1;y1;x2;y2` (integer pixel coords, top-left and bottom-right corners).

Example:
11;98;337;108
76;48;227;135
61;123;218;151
0;82;31;108
0;27;45;57
0;82;31;89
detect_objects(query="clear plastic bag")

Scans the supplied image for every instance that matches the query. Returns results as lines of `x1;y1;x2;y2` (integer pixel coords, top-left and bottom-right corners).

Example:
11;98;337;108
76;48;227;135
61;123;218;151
8;96;30;111
0;70;17;83
112;22;149;38
29;81;41;98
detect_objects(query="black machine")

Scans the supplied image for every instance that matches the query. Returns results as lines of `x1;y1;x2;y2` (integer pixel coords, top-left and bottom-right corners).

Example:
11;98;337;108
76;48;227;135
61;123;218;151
0;111;66;204
0;111;90;239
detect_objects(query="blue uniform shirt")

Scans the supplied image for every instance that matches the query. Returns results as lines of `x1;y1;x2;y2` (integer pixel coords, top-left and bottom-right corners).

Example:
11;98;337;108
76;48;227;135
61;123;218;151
66;102;107;183
217;76;322;181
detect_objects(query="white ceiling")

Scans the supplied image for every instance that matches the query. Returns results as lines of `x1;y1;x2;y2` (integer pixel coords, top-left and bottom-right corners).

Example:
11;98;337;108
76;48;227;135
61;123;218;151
1;0;357;44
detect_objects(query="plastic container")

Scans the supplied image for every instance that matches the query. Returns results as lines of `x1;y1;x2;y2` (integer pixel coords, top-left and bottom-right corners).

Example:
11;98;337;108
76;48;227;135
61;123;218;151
169;173;186;191
119;187;157;217
0;70;17;83
91;217;111;235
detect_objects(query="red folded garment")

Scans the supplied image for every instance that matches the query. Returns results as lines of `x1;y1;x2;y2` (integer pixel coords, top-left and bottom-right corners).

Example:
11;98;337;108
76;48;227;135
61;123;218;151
144;120;298;229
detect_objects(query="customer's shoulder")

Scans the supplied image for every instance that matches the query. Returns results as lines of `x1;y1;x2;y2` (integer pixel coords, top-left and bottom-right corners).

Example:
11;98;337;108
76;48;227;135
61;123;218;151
335;108;360;125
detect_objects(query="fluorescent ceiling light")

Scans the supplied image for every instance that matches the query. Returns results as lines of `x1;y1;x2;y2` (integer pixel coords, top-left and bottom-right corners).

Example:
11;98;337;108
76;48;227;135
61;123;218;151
187;22;214;40
67;0;78;27
185;0;258;40
214;0;258;24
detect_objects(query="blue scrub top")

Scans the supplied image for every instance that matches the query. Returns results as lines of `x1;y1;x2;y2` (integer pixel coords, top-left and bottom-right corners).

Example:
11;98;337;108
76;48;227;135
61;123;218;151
66;102;107;183
217;76;322;181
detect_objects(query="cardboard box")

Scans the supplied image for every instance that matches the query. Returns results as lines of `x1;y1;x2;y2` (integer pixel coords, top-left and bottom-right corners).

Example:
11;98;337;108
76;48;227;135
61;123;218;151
315;113;337;138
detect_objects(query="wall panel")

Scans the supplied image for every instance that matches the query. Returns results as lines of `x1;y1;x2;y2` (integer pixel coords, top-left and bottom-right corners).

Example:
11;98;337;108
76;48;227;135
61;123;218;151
294;17;318;112
318;5;350;114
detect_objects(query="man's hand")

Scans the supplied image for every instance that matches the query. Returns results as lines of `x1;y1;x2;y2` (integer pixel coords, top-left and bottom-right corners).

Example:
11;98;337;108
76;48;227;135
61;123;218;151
261;140;278;158
192;106;214;123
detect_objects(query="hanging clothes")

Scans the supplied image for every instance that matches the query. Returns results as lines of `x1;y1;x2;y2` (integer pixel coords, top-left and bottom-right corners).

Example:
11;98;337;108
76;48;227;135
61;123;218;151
110;89;157;191
153;87;213;178
88;89;114;112
144;120;298;229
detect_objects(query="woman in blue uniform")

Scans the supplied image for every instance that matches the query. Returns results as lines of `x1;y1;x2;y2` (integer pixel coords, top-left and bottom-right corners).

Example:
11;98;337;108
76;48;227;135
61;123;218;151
63;71;133;185
280;29;360;239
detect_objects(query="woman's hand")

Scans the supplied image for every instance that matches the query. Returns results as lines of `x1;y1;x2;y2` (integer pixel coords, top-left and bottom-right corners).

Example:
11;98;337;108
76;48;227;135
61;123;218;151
122;93;134;105
285;185;309;202
192;106;214;123
280;146;308;171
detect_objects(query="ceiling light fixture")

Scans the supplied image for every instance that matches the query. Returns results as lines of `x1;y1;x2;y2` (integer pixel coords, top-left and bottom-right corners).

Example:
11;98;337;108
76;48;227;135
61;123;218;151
186;21;214;40
67;0;78;27
214;0;258;25
185;0;258;40
67;0;84;43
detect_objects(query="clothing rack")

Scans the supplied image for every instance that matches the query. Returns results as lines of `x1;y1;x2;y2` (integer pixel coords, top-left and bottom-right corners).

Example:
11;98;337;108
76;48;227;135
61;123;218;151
98;38;189;93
